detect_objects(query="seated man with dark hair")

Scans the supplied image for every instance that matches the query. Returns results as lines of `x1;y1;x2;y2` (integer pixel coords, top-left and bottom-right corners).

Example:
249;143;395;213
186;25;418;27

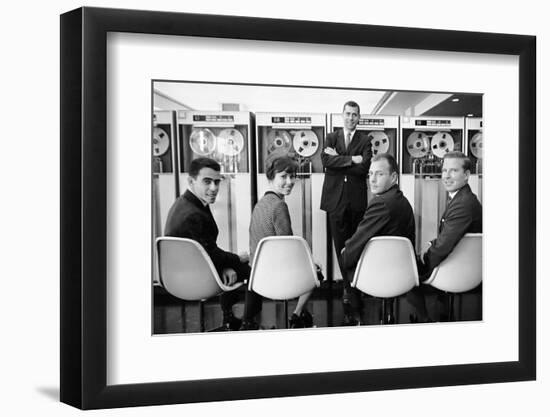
164;157;258;330
341;153;415;324
408;151;483;322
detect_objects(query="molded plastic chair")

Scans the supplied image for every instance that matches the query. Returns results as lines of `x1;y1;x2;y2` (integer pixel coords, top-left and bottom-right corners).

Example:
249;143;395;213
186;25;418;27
423;233;482;320
248;236;321;328
155;237;243;331
351;236;419;324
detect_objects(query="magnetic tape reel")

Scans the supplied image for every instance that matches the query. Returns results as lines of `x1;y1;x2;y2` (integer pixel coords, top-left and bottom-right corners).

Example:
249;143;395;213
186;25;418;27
153;127;170;156
431;131;455;159
217;128;244;156
367;131;390;155
189;128;216;155
470;132;483;159
266;129;291;156
406;132;430;158
292;130;319;157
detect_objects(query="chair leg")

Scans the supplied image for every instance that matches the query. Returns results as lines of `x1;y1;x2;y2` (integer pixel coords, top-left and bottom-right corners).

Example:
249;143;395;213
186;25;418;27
199;300;205;332
380;298;395;324
284;300;289;329
181;302;186;333
387;298;396;324
448;294;455;322
380;298;396;324
458;293;463;321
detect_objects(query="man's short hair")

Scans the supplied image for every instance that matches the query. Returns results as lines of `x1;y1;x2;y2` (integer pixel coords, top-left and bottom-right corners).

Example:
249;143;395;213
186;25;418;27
343;100;360;115
265;155;299;181
443;151;471;172
189;157;221;178
371;153;399;174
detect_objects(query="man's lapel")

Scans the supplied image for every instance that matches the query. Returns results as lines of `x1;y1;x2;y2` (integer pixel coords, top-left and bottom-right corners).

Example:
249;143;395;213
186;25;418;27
439;185;468;231
336;129;347;154
347;130;363;154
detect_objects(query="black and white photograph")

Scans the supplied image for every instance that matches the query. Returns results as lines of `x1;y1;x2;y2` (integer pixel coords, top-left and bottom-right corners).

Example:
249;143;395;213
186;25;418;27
56;6;536;410
152;81;484;334
24;1;541;414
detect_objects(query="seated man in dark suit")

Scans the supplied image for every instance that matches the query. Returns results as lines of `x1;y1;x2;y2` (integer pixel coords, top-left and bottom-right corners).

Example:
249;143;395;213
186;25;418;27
164;157;260;330
408;151;483;322
341;153;415;324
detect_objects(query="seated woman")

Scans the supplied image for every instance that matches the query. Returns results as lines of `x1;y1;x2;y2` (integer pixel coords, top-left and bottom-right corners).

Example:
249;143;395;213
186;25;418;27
242;155;314;329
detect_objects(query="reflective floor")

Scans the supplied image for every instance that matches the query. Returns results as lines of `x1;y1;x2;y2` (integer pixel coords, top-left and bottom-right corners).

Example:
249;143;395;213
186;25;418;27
153;282;482;334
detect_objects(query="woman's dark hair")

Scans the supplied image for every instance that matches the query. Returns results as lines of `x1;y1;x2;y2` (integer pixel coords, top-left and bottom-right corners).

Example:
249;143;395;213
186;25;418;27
265;155;299;180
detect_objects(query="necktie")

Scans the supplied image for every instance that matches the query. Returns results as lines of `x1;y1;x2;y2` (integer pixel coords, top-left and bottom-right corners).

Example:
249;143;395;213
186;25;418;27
345;132;351;149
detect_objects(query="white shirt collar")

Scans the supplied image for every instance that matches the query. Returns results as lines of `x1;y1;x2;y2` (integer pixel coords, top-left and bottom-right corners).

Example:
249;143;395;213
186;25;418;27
448;190;459;200
344;129;356;138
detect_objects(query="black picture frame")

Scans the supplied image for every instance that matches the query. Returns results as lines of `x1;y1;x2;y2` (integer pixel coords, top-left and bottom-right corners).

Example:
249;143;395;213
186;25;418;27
60;6;536;410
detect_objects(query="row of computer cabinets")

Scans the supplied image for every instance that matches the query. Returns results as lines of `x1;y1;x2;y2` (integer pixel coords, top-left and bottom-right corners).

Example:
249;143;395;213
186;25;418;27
153;111;483;178
153;110;483;283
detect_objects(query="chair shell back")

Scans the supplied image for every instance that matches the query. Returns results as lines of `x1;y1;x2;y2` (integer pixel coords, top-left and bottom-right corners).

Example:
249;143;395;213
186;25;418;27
425;233;482;293
351;236;419;298
156;237;231;301
248;236;320;300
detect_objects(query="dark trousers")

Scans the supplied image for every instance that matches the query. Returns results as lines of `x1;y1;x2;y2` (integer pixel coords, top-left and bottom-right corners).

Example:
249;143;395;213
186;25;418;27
218;261;262;319
406;258;448;321
328;204;364;311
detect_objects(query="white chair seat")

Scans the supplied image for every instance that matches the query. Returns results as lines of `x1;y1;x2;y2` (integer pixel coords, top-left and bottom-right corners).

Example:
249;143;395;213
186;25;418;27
423;233;482;293
248;236;320;300
156;237;242;301
352;236;419;298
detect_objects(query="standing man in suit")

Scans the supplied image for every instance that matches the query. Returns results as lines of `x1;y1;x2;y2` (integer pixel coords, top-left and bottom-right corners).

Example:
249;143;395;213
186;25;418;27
408;151;483;321
320;101;372;325
164;157;260;331
341;153;415;324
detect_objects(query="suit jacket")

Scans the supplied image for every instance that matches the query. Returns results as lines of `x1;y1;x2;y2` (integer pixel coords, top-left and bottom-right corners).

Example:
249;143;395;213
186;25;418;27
320;129;372;213
164;190;242;274
421;183;482;277
341;185;416;271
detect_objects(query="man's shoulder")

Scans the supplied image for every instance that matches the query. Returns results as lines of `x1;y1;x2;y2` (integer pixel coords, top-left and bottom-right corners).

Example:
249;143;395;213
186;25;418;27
366;193;390;214
380;188;413;213
454;186;482;210
376;186;401;204
168;194;208;222
353;131;372;149
326;130;341;140
171;193;197;212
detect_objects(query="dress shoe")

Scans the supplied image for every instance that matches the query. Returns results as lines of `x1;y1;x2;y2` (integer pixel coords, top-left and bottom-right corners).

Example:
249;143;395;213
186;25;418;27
300;310;314;328
239;319;260;331
288;313;304;329
409;313;433;323
222;313;242;331
342;314;360;326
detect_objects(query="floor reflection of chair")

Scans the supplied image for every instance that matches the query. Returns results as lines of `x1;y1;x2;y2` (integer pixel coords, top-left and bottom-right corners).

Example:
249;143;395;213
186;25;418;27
351;236;419;324
423;233;482;321
248;236;321;329
155;237;243;332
